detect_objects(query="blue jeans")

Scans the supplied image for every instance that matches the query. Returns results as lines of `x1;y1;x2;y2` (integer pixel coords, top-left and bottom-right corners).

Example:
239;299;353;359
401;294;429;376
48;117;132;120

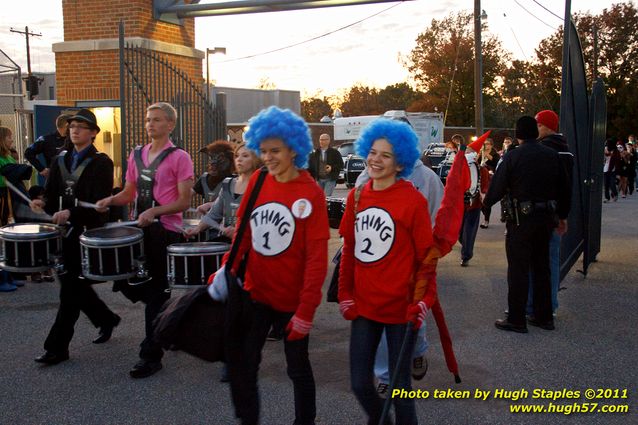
374;324;427;384
603;171;618;200
317;179;337;197
459;208;481;262
350;317;417;425
527;230;560;314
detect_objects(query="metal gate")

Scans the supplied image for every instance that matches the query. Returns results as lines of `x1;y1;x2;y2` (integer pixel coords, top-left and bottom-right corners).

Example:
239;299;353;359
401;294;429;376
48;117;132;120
583;78;606;272
118;22;226;182
559;20;606;280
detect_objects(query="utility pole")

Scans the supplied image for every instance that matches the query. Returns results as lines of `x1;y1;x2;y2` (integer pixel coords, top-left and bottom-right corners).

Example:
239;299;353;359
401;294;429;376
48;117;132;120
473;0;484;135
10;26;42;99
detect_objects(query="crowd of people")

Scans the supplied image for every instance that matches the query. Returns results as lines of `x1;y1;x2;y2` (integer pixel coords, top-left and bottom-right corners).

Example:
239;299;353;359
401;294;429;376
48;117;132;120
0;100;629;424
603;135;637;202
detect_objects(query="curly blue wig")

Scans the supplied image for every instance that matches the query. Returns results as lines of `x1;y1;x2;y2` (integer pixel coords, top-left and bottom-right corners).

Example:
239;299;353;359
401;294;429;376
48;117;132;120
244;106;312;168
355;118;419;178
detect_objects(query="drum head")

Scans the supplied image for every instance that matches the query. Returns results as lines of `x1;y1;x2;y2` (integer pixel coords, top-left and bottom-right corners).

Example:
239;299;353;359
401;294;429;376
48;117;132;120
168;242;230;255
80;226;144;247
0;223;61;240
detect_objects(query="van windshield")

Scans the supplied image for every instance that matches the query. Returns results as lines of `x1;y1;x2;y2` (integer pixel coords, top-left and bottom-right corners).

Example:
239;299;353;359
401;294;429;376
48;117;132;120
338;143;356;157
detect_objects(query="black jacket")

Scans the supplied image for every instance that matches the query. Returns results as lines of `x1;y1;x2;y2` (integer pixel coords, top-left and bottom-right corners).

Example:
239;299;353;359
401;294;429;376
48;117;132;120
539;133;574;217
308;147;344;181
483;139;570;220
43;145;113;229
24;131;67;172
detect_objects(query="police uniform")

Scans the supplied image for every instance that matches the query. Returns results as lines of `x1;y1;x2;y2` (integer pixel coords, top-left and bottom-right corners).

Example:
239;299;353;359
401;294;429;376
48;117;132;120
38;144;120;360
483;116;570;331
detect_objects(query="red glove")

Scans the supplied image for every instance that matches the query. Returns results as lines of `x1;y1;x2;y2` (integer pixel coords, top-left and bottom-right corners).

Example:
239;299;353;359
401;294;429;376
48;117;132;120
285;315;312;341
406;301;428;330
339;299;359;321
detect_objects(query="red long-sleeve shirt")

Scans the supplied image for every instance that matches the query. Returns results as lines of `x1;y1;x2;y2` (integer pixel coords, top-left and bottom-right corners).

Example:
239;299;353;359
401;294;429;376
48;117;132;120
338;179;435;324
224;170;329;322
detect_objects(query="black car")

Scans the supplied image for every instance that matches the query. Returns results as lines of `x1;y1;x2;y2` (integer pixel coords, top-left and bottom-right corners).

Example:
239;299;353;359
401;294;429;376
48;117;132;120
337;142;366;188
421;142;453;184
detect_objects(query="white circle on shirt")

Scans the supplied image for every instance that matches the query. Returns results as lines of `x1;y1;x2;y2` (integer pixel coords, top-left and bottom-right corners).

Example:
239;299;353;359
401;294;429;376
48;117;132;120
354;207;395;263
292;198;312;219
250;202;296;256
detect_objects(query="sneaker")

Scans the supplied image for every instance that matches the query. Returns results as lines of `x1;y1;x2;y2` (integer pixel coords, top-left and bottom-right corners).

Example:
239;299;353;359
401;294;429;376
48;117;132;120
479;222;489;229
376;382;389;399
411;355;428;380
0;282;17;292
266;327;284;341
129;360;163;379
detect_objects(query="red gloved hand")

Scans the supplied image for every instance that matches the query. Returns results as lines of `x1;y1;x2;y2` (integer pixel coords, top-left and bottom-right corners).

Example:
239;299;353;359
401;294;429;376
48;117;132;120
406;301;428;330
339;299;359;321
285;315;312;341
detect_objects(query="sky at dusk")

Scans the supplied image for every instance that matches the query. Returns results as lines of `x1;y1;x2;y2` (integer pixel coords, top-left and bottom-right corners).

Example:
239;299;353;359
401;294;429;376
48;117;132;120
0;0;621;97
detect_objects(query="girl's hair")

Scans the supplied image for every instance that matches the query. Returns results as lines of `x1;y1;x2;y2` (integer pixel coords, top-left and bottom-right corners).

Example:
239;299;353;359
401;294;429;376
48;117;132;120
244;106;312;168
354;119;420;178
234;142;263;171
0;127;12;157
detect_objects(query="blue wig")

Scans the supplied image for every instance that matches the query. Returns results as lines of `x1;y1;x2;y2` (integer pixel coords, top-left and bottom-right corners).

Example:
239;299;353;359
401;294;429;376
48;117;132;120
355;118;420;178
244;106;312;168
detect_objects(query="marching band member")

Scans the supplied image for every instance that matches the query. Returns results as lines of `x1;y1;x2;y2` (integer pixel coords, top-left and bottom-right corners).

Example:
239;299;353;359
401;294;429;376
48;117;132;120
31;109;120;365
96;102;194;378
185;143;262;243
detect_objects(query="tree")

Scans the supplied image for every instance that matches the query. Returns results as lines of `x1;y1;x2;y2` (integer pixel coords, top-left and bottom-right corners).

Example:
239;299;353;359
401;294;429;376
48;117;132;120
301;96;333;122
517;3;638;136
339;84;382;116
377;83;421;112
405;11;509;127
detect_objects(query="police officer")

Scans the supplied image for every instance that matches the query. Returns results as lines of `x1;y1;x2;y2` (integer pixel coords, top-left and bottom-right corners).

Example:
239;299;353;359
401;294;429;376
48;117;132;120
25;113;71;181
31;109;120;365
483;116;570;333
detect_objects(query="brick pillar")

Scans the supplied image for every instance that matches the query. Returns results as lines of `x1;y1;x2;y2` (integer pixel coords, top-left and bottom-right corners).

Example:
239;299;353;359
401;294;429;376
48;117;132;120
54;0;203;105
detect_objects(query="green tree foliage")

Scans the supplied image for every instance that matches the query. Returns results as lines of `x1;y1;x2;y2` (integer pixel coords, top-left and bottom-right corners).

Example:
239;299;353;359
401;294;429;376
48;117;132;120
301;96;333;122
377;83;421;112
405;11;508;127
513;3;638;137
339;84;382;116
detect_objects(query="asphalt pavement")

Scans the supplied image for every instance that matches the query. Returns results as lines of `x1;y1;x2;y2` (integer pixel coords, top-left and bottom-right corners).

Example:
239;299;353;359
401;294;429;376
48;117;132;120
0;184;636;425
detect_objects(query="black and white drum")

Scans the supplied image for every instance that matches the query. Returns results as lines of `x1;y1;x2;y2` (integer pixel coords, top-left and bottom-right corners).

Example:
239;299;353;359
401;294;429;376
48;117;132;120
79;226;145;281
167;242;229;289
326;197;346;230
183;218;215;242
0;223;63;272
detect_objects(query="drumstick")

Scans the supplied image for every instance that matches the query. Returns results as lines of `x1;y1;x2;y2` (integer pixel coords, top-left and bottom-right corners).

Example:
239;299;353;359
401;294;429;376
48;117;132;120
5;180;53;219
77;200;106;209
104;219;159;228
4;180;35;205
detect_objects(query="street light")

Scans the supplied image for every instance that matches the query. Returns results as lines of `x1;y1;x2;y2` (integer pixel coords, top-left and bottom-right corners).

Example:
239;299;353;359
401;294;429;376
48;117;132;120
474;2;487;135
206;47;227;96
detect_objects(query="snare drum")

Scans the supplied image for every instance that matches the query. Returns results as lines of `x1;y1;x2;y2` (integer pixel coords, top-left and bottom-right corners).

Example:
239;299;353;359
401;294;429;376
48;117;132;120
0;223;62;272
167;242;230;289
79;226;144;281
326;197;346;230
183;218;216;242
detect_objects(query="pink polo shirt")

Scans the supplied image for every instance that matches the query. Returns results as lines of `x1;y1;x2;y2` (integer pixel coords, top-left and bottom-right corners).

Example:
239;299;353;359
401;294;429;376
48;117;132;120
126;141;194;232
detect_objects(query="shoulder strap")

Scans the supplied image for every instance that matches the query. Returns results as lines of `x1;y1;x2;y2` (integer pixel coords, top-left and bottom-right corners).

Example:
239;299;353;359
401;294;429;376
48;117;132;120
226;167;268;268
222;176;233;196
134;146;178;173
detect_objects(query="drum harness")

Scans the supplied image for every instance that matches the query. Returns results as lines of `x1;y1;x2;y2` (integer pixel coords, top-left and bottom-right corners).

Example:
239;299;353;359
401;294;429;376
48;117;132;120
57;153;94;238
133;146;179;218
200;172;223;203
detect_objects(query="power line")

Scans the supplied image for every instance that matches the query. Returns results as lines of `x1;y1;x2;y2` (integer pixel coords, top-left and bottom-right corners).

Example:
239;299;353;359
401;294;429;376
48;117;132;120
531;0;563;21
513;0;557;31
219;1;405;63
502;13;528;60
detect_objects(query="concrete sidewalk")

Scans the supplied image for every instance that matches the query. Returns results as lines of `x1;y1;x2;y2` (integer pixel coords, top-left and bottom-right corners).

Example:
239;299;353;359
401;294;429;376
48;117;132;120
0;193;636;424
